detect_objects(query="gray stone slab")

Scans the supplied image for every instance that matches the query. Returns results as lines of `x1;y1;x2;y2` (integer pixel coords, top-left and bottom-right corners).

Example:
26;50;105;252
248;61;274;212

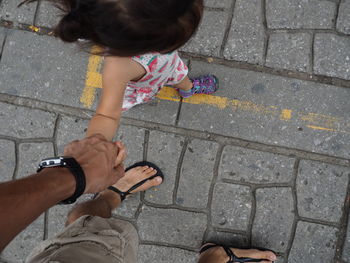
137;205;207;247
288;221;338;263
297;160;349;223
1;215;44;262
266;33;312;73
113;192;141;219
138;245;198;263
314;33;350;80
0;29;90;109
252;187;294;253
176;139;219;208
56;116;89;154
205;230;248;247
219;146;295;184
211;183;252;231
223;0;265;65
266;0;336;29
0;140;16;182
0;102;56;139
179;61;350;159
47;204;72;238
204;0;232;9
181;10;228;57
144;131;184;205
35;0;61;28
122;98;179;126
17;142;54;178
337;0;350;34
0;0;37;24
343;216;350;261
114;124;145;167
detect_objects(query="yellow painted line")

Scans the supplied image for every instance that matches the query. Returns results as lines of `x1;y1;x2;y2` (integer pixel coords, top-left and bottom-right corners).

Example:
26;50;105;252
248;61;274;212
81;52;350;135
280;109;293;121
306;125;338;132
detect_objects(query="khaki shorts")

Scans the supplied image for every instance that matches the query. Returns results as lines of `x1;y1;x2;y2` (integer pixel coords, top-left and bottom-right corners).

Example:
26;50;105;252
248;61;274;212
26;215;139;263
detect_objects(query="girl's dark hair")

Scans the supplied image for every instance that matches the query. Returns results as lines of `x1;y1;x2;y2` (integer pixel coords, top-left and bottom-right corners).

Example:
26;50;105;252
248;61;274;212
23;0;203;56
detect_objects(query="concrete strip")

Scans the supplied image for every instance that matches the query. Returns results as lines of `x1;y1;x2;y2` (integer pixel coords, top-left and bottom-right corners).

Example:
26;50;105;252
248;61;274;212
179;61;350;159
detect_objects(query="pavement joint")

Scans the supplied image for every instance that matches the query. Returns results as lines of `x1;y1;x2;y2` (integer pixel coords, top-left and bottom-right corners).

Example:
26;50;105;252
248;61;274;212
172;138;189;204
218;0;235;58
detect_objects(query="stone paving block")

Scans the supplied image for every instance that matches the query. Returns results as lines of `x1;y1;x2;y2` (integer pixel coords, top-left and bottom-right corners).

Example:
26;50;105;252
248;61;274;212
122;98;179;126
343;216;350;261
266;0;336;29
288;221;338;263
205;230;248;247
176;139;219;208
252;187;294;253
181;10;228;57
204;0;232;9
0;29;90;109
113;193;141;219
138;245;198;263
223;0;265;65
179;61;350;159
35;0;61;28
219;146;295;184
0;0;37;24
114;124;145;167
314;33;350;80
47;204;72;238
337;0;350;34
137;205;207;247
56;116;89;154
17;142;54;178
144;131;184;205
297;160;349;223
211;183;252;231
0;102;56;139
0;140;16;182
1;215;44;262
266;33;312;73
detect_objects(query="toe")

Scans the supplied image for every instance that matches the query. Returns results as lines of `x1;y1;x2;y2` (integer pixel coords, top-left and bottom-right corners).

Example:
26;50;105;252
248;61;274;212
251;250;277;262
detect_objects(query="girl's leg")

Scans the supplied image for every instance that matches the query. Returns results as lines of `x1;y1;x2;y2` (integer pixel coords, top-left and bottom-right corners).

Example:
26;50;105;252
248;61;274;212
173;76;193;91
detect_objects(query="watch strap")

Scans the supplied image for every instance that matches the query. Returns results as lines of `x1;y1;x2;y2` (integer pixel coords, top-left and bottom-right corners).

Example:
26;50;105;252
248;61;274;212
59;157;86;204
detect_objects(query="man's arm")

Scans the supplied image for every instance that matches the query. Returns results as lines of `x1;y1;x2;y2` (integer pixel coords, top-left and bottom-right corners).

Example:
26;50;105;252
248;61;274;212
0;134;126;251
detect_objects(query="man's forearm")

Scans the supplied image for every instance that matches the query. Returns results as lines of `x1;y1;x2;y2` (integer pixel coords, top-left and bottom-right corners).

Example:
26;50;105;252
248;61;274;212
0;168;75;251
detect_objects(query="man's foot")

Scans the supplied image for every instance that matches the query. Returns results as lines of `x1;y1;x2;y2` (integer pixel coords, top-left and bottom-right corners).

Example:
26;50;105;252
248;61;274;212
178;74;218;98
199;243;277;263
113;165;162;194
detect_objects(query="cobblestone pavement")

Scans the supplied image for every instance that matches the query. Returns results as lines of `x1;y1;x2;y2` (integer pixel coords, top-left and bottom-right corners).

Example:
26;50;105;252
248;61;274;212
0;0;350;262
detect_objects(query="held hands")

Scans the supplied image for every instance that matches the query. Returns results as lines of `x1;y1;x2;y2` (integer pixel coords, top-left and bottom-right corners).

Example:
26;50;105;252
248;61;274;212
63;134;127;194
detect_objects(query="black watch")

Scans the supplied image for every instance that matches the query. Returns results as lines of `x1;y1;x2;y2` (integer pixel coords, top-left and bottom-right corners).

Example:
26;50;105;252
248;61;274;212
37;156;86;205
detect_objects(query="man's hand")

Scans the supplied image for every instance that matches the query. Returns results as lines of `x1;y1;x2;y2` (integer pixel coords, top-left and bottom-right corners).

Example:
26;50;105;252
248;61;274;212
63;134;127;194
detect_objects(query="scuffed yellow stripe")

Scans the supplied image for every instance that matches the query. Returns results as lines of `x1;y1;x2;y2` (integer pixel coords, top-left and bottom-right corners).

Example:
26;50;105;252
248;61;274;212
306;125;338;132
280;109;293;121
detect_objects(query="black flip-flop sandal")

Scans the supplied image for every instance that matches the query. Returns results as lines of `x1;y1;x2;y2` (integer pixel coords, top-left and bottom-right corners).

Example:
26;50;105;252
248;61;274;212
200;243;275;263
107;161;164;201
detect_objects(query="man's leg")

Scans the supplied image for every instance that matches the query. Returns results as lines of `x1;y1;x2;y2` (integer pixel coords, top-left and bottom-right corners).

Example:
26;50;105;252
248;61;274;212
66;165;162;225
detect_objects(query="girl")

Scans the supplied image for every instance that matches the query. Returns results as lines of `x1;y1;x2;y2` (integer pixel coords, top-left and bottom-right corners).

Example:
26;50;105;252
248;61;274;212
26;0;218;140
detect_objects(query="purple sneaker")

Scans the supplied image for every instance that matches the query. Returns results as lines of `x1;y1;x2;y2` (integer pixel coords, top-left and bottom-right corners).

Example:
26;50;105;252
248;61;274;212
178;75;219;98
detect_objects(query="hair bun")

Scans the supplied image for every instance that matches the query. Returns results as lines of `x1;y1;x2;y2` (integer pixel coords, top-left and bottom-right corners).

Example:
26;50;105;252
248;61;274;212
55;12;82;42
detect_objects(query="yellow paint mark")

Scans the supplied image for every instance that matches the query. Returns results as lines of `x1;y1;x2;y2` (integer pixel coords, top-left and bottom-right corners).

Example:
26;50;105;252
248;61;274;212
29;25;40;32
80;48;103;107
156;86;181;102
306;125;338;132
280;109;293;121
184;93;229;109
301;113;341;129
232;99;278;114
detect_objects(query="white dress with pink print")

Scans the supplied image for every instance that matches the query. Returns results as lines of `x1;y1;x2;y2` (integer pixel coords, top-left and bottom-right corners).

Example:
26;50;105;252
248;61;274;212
122;51;188;111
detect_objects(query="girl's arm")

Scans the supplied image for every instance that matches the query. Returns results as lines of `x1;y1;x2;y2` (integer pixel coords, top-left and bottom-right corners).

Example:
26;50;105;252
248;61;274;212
86;57;145;141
